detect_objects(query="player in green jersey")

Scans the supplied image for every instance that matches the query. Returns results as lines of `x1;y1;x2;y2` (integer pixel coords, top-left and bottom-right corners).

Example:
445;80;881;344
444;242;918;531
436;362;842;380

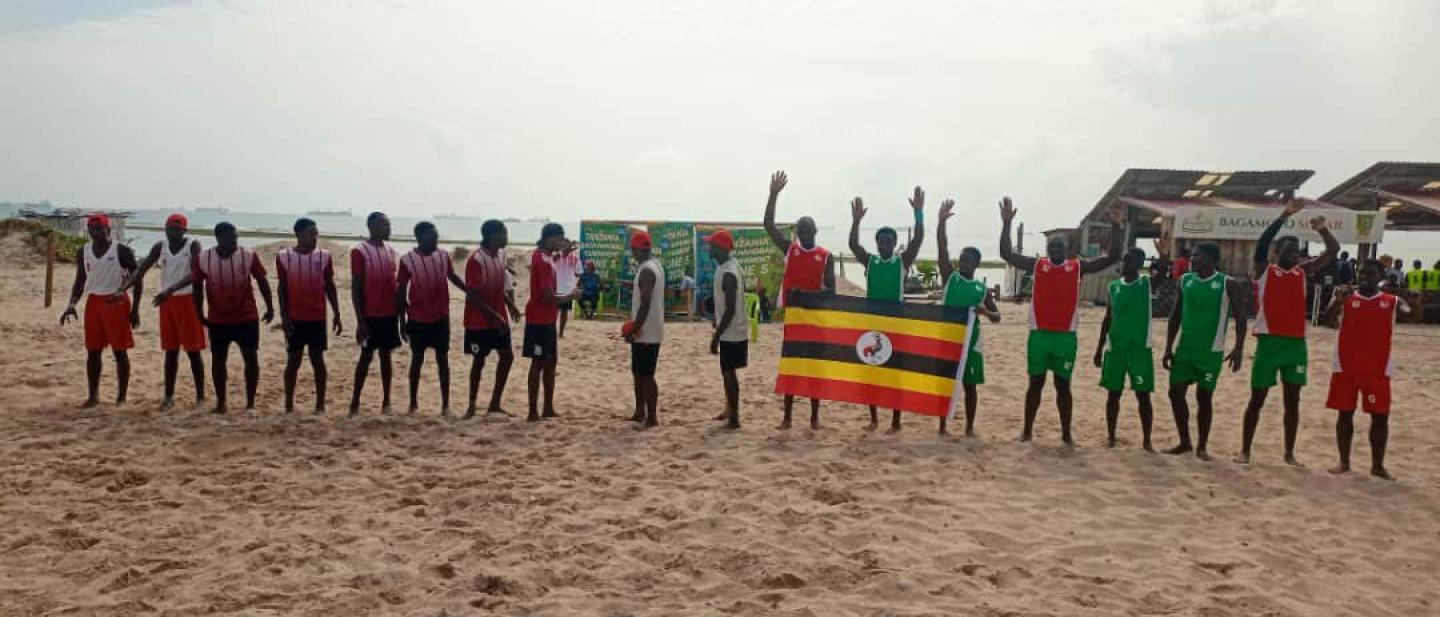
1093;248;1155;450
848;186;926;432
937;199;1001;436
1162;242;1247;460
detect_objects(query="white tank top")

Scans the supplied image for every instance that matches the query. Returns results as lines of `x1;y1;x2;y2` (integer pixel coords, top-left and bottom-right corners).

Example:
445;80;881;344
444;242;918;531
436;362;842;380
713;259;748;342
83;242;126;296
630;258;666;344
158;238;196;296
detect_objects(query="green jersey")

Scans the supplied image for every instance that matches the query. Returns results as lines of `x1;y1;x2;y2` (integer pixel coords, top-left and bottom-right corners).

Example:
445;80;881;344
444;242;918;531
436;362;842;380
942;272;986;351
1106;275;1152;350
1177;271;1230;353
866;254;904;302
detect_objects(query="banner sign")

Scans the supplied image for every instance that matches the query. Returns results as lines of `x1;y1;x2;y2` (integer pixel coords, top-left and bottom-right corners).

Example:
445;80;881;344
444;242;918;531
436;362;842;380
775;292;973;419
1172;207;1386;244
695;224;790;309
579;222;629;312
652;222;694;287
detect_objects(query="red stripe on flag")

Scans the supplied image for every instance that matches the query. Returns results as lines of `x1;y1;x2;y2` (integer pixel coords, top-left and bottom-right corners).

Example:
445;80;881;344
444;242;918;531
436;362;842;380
775;375;953;417
782;324;965;360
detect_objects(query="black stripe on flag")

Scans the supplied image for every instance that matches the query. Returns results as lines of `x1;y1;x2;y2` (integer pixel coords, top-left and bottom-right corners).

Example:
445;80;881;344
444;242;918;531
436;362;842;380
780;341;959;379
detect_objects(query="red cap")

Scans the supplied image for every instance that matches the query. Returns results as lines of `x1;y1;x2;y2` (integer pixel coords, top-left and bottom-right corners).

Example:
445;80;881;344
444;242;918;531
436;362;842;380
165;213;188;229
86;213;111;229
702;229;734;250
629;231;652;250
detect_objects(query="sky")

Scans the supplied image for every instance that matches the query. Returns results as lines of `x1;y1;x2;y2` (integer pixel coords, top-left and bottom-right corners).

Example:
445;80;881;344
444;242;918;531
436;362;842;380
1;0;1438;247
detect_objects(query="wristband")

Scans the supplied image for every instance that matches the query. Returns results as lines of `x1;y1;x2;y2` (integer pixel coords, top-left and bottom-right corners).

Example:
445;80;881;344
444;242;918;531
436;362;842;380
914;210;924;225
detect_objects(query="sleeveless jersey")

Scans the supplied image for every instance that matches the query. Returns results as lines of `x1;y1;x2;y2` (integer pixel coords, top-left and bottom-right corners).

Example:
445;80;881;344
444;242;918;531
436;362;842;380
276;248;333;321
158;238;196;296
1332;292;1398;376
1029;258;1081;332
351;241;399;318
83;242;126;296
865;254;903;302
1253;263;1306;338
630;258;665;344
1426;269;1440;291
1406;269;1425;289
1106;275;1152;350
942;272;987;352
1177;271;1230;352
779;240;829;307
713;258;747;342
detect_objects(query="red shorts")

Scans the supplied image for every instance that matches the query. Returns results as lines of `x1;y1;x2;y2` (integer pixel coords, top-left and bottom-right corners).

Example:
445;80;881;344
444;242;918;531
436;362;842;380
1325;372;1390;415
159;294;207;351
84;294;135;351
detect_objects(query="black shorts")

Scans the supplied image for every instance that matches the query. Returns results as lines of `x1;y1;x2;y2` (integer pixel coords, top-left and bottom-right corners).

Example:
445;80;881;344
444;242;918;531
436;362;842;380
464;327;511;358
405;319;450;352
361;316;401;351
631;343;660;377
209;321;260;352
522;324;558;359
557;300;573;311
286;320;327;352
719;340;748;371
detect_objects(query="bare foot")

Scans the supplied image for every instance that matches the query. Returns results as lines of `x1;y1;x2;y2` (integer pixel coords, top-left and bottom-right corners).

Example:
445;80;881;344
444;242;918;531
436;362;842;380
380;404;393;416
440;407;452;419
964;428;976;438
864;421;878;432
1165;444;1192;455
778;418;792;430
1017;432;1033;443
1061;438;1076;448
80;398;99;409
1328;464;1350;475
114;397;126;407
1107;438;1117;449
407;406;418;416
1371;467;1396;481
159;398;175;411
713;411;728;421
1284;453;1302;467
810;418;822;430
1233;452;1251;464
1142;442;1155;453
210;405;227;415
628;412;645;423
1195;449;1213;462
283;405;294;415
723;421;740;431
631;421;650;431
526;412;540;422
541;410;560;419
313;406;325;417
347;406;360;418
486;408;512;417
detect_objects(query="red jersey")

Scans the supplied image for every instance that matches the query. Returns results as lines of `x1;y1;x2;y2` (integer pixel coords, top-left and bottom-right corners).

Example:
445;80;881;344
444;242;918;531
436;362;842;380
398;249;453;323
779;240;829;307
464;246;509;330
276;248;332;322
1172;256;1190;280
1254;263;1306;338
196;247;266;325
1029;258;1081;332
1332;291;1398;376
525;249;559;325
351;241;398;318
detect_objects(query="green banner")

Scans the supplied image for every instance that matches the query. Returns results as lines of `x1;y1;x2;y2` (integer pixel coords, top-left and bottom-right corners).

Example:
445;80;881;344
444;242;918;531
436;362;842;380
652;222;694;287
579;221;629;312
695;224;789;313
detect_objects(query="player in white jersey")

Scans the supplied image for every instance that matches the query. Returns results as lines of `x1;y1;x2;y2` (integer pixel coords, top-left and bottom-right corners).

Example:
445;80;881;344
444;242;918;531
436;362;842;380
61;214;142;408
122;213;206;409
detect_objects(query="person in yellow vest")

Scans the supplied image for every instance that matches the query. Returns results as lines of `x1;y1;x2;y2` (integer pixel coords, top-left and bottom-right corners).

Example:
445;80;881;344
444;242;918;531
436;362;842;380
1427;260;1440;291
1405;259;1426;290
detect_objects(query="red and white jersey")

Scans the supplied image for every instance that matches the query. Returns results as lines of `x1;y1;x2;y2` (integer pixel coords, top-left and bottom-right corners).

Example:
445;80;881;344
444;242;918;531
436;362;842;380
1332;291;1399;376
465;246;509;330
276;248;333;322
196;247;265;324
779;240;829;307
1029;258;1081;332
398;248;454;323
1253;263;1307;338
351;241;399;318
82;242;127;296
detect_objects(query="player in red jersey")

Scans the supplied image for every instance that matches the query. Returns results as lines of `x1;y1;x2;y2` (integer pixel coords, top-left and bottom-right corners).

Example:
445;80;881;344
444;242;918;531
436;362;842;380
277;218;343;415
193;223;275;414
1321;260;1407;480
349;212;401;417
762;170;837;430
397;221;467;416
1237;195;1339;465
999;197;1124;445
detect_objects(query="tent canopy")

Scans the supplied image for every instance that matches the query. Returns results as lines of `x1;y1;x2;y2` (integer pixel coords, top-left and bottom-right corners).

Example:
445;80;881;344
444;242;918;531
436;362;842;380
1318;162;1440;231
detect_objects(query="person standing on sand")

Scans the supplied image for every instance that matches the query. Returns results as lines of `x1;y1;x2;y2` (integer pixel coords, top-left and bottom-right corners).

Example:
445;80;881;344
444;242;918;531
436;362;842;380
1322;260;1406;481
524;223;579;422
463;220;521;419
1093;248;1156;451
61;214;141;408
397;221;466;416
704;230;749;430
762;170;837;430
847;186;926;432
276;218;342;415
625;231;664;429
349;212;401;417
120;213;204;410
998;197;1124;446
1162;242;1246;460
936;199;1001;437
193;222;274;414
553;240;580;338
1237;197;1339;466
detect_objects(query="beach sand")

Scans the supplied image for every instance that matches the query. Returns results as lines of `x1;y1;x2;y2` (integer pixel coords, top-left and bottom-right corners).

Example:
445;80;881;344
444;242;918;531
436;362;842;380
3;235;1439;616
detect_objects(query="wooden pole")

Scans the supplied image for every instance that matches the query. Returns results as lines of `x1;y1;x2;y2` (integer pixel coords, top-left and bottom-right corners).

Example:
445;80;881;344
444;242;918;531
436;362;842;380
44;233;55;308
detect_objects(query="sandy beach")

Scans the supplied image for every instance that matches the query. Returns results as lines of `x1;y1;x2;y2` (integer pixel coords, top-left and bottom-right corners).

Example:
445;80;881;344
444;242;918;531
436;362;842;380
3;235;1440;616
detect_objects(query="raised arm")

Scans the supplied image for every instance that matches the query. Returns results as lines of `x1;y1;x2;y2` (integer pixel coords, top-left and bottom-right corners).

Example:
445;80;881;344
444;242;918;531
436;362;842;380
1081;206;1126;275
847;197;871;266
936;199;954;281
1255;195;1304;277
997;197;1038;272
761;170;791;253
1300;215;1340;276
901;187;925;268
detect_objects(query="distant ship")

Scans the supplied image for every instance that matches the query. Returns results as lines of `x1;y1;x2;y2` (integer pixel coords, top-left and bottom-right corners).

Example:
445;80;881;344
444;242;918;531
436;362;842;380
524;216;549;223
190;206;230;214
501;217;522;223
435;212;482;221
306;208;353;217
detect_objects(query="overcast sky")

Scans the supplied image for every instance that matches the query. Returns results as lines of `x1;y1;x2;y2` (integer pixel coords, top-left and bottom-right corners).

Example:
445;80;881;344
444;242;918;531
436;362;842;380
2;0;1437;242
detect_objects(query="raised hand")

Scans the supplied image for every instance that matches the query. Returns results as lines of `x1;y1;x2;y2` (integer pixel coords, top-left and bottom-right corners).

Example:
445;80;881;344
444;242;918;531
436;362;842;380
909;186;925;211
1283;196;1309;217
999;196;1017;223
769;171;788;196
850;197;867;222
1308;215;1327;231
1110;204;1126;224
939;199;955;222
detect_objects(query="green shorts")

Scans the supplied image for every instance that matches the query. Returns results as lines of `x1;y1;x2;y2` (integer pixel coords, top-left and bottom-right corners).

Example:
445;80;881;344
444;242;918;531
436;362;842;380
1251;334;1308;389
962;351;985;386
1027;330;1078;380
1169;348;1224;391
1100;347;1155;393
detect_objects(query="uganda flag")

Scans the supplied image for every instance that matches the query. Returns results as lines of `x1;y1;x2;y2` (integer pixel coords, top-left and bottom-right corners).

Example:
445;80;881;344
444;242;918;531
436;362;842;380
776;291;974;419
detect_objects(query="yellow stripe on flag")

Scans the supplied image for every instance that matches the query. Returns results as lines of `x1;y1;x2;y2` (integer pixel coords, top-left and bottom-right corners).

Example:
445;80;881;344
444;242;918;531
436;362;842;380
777;357;956;397
785;306;968;341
